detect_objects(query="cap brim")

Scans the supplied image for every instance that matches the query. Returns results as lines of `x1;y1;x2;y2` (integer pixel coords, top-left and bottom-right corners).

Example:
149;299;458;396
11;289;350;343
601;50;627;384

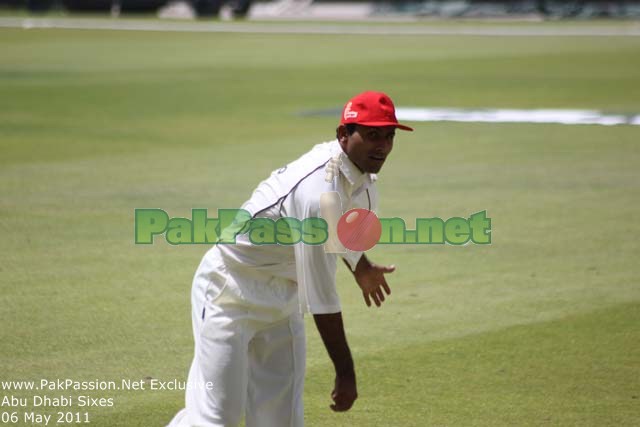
395;124;414;131
354;121;414;131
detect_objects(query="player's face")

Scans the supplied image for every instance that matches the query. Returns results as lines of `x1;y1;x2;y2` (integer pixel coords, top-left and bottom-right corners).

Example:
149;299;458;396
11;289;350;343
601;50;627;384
338;125;395;174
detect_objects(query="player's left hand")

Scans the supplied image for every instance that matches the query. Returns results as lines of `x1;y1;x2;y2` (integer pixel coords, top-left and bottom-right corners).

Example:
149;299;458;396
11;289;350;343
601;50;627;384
354;257;395;307
330;373;357;412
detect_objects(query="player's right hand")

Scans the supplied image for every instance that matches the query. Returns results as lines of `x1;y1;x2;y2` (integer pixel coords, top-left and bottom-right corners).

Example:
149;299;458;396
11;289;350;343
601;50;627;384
354;258;395;307
330;373;357;412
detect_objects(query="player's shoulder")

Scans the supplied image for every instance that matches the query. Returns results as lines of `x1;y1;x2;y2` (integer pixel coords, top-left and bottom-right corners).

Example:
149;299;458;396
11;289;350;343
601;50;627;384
279;142;341;214
270;141;338;188
279;140;338;174
242;141;340;217
292;166;333;201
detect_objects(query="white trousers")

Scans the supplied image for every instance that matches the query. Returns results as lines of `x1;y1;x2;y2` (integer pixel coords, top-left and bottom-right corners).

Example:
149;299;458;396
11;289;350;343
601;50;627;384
168;248;306;427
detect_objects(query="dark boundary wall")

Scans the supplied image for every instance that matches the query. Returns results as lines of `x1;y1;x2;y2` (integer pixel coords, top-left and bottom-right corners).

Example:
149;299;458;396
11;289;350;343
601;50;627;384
0;0;251;15
323;1;640;19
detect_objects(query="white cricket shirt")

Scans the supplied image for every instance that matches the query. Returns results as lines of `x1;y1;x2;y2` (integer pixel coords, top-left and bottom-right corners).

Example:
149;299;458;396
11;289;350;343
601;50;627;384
214;140;379;315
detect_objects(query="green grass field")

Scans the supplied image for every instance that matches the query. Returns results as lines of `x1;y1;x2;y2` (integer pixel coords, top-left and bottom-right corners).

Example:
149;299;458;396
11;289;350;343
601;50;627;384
1;20;639;426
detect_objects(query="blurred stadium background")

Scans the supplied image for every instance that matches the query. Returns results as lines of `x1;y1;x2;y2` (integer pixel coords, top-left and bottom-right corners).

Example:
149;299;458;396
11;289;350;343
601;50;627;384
3;0;640;19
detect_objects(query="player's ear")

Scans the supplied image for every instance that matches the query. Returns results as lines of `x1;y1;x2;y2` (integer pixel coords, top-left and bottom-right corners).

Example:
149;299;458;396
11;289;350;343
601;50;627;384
336;125;349;147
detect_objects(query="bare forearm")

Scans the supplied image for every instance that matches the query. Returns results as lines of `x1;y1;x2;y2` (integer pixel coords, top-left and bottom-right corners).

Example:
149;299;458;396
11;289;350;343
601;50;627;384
313;312;355;377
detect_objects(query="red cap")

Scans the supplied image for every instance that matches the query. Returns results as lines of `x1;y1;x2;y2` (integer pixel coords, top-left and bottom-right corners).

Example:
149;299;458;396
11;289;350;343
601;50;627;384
340;91;413;131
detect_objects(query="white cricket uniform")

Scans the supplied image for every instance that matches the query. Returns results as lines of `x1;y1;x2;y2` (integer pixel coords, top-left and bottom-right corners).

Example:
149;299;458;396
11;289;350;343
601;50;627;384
168;140;378;427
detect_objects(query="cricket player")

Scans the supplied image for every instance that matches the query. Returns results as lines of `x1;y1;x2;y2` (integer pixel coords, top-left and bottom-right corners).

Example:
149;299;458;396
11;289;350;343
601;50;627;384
168;91;413;427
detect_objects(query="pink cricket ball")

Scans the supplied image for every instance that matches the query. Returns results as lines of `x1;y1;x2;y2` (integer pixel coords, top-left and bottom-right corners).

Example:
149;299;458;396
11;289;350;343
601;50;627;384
337;208;382;252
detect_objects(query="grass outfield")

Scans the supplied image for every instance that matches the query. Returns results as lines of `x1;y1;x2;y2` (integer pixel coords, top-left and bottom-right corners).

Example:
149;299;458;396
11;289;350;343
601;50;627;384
1;22;639;426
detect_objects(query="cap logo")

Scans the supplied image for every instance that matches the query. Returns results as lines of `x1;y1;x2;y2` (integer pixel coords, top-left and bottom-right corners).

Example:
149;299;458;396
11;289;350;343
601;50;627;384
343;102;358;120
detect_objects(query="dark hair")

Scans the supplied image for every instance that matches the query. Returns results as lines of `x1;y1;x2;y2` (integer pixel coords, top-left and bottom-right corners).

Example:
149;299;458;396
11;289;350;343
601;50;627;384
335;123;357;139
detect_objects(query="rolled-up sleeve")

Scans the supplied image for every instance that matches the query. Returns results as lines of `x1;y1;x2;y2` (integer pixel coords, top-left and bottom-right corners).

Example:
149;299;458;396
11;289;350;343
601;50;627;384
286;175;341;314
294;236;340;314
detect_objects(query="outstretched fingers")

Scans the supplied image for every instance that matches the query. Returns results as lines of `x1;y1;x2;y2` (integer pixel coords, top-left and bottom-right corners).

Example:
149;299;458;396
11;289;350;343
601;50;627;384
363;292;371;307
371;291;381;307
381;276;391;295
381;264;396;273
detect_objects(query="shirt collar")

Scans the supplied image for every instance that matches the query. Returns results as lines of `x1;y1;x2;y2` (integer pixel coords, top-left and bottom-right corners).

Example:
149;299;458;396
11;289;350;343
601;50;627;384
330;140;377;187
